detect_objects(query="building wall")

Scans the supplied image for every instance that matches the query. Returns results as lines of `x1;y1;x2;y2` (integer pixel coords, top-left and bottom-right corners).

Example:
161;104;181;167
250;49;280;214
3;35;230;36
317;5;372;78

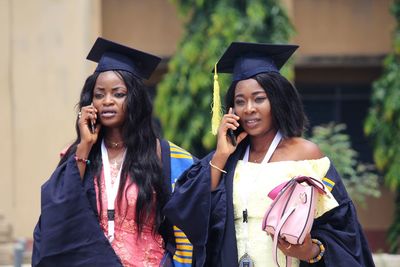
101;0;183;57
356;187;395;251
293;0;395;56
0;0;13;235
0;0;101;237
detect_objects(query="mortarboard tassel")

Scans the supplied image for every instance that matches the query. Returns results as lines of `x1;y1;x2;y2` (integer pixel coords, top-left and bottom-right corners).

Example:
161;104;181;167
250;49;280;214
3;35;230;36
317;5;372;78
212;64;223;135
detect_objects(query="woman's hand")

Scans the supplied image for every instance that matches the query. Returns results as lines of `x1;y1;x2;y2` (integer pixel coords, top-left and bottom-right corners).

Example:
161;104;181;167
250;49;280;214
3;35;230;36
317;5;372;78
210;108;247;190
78;104;101;146
215;108;247;157
75;104;101;179
277;233;320;261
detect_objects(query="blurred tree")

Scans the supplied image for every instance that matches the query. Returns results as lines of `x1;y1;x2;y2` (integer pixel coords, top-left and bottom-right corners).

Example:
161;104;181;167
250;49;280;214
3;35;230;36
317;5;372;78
155;0;294;157
364;1;400;252
309;123;380;206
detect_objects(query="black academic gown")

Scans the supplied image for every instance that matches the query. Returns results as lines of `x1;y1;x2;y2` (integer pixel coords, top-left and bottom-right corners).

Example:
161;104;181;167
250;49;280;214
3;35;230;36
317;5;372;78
163;139;375;267
32;140;178;267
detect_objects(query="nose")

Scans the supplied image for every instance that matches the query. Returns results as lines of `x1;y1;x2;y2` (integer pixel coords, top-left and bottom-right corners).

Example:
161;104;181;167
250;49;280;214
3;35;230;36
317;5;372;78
244;101;255;114
103;93;114;105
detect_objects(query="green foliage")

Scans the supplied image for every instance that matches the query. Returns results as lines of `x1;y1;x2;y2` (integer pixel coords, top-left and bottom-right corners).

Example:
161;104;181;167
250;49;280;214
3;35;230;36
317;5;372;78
309;123;381;206
364;52;400;190
364;0;400;252
364;1;400;190
155;0;294;156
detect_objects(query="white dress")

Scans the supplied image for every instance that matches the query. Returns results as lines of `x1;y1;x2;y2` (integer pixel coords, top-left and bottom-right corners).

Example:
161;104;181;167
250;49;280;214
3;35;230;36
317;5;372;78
233;157;338;266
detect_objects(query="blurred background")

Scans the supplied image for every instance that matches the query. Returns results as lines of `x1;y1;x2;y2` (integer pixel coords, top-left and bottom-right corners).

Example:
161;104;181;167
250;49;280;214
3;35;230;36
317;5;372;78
1;0;399;266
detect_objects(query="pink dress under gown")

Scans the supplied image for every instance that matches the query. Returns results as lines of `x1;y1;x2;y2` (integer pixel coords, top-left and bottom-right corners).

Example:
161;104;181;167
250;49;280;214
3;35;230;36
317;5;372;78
94;166;164;267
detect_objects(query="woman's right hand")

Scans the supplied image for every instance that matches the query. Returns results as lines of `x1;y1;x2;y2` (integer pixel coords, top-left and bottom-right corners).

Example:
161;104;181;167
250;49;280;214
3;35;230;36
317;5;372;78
215;108;247;157
78;104;101;147
210;108;247;190
75;104;101;179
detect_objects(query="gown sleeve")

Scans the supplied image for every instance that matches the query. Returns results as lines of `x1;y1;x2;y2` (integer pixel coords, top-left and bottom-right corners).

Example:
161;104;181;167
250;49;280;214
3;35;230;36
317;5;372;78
32;154;122;267
163;152;227;267
300;162;375;267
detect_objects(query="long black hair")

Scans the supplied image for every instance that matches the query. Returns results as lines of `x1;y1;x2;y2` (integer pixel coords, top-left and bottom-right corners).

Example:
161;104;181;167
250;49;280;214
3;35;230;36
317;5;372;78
224;72;308;138
59;70;166;235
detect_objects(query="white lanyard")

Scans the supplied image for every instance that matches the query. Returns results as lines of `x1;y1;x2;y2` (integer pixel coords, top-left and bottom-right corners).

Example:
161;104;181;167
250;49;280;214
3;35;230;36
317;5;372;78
101;139;126;243
239;130;282;252
242;130;282;164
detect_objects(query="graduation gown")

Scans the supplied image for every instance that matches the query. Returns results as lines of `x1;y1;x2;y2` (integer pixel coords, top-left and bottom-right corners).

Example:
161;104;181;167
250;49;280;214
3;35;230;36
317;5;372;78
163;139;375;267
32;140;194;267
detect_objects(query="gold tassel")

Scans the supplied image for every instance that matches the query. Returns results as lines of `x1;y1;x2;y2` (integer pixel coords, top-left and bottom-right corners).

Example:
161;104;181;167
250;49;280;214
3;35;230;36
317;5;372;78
211;63;222;135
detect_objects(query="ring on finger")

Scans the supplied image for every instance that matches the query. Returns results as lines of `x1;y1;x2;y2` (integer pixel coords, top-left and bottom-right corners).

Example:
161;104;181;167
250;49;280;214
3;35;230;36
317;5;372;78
286;244;292;250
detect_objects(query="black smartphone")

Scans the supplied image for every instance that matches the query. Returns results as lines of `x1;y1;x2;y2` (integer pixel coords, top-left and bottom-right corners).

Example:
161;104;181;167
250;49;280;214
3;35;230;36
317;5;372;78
89;103;96;134
227;109;243;146
227;128;237;146
90;120;95;134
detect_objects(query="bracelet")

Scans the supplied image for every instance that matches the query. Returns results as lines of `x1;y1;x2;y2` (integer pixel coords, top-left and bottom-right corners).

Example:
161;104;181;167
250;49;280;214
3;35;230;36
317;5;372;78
209;161;227;174
308;239;325;263
74;156;91;165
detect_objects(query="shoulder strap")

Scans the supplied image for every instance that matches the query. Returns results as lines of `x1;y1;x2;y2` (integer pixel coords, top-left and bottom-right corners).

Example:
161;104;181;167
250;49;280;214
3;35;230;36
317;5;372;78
160;139;172;194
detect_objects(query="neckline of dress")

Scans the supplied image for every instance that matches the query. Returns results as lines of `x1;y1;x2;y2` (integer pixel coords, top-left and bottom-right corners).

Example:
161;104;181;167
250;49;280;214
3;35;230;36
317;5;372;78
243;130;282;164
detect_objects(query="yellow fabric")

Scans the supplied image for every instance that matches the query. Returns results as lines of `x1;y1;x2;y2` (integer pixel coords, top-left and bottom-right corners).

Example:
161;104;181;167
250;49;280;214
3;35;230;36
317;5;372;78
233;157;338;266
211;64;222;135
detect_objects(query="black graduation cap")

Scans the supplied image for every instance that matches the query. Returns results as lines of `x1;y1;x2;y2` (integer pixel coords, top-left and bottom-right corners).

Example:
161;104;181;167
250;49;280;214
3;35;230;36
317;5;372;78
210;42;299;134
215;42;299;82
86;37;161;80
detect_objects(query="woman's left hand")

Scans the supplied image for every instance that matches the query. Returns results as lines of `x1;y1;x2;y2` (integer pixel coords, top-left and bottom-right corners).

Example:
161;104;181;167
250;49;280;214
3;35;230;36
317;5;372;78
277;233;320;261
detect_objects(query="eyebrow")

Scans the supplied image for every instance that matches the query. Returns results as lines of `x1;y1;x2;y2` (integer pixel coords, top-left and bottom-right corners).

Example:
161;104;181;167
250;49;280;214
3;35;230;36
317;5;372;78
93;86;127;91
235;90;266;98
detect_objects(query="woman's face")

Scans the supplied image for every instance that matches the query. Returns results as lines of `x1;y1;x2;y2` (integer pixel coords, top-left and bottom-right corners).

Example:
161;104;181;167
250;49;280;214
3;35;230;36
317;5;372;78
92;71;127;129
233;78;274;137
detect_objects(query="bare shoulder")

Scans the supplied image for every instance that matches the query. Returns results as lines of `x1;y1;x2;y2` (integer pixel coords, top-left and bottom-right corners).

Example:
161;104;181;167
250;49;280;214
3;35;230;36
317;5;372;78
296;138;324;159
276;137;324;161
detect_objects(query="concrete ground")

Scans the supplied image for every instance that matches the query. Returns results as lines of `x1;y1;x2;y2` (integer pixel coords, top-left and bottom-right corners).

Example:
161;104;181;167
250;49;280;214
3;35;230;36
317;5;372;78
0;240;399;266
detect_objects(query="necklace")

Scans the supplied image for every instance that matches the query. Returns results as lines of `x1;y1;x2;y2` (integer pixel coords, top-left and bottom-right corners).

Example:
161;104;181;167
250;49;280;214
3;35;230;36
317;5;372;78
248;131;282;163
250;151;266;163
105;139;124;149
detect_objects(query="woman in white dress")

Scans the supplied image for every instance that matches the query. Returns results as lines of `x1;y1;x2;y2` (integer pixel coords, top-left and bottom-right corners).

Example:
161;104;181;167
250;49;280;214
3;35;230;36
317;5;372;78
164;42;375;267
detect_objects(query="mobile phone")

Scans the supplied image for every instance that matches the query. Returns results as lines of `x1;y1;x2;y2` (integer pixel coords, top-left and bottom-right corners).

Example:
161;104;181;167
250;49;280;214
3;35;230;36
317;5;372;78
227;109;242;146
90;120;95;134
227;128;237;146
90;102;96;134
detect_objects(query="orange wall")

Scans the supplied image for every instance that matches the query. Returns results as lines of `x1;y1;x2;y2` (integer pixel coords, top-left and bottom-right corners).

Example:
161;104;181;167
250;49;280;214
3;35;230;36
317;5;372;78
293;0;395;56
101;0;184;57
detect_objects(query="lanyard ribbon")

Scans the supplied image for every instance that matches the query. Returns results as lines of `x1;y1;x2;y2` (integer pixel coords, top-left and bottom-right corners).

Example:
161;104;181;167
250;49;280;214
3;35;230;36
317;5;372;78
242;130;282;164
101;139;126;243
